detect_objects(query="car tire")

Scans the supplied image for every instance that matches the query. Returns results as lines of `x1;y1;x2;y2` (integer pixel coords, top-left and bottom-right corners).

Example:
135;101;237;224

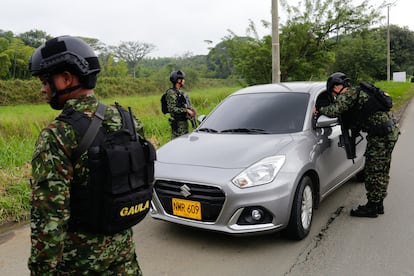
283;175;314;240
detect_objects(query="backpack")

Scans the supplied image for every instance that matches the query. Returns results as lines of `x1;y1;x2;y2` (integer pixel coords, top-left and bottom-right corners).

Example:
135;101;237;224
57;102;156;234
161;90;169;114
359;82;393;111
161;88;188;114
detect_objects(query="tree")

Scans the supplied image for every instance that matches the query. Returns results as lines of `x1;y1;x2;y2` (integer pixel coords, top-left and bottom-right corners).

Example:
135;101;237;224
213;20;272;85
378;25;414;76
0;37;33;79
278;0;383;81
208;0;383;83
206;41;235;78
113;41;156;78
280;0;383;37
18;29;51;48
98;52;129;78
279;21;334;81
227;34;272;85
332;29;386;82
0;30;15;42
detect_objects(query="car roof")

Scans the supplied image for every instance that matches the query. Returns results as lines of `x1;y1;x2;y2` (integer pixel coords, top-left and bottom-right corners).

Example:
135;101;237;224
232;82;326;96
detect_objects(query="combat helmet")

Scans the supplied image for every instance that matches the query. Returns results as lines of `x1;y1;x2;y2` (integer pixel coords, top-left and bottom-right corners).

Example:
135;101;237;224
326;72;351;93
169;70;185;84
29;35;101;109
29;35;100;89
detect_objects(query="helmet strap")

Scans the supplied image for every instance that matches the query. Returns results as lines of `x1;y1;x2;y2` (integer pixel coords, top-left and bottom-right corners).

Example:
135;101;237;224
338;86;346;94
332;85;346;97
48;77;81;110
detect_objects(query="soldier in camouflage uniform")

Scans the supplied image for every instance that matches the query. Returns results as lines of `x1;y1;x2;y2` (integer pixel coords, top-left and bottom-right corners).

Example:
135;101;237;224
165;70;196;139
316;72;399;218
28;36;143;275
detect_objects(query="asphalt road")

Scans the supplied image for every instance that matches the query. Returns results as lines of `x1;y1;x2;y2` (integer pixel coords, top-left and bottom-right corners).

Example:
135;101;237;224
1;100;414;276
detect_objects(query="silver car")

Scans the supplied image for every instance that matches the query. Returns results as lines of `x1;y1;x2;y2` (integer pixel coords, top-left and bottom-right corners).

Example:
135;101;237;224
150;82;366;240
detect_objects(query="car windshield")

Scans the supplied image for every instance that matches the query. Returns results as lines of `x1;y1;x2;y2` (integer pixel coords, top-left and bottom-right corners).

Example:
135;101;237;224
199;92;310;134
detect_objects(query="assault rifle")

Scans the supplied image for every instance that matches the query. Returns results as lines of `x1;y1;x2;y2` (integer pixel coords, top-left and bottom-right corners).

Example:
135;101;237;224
338;117;363;163
184;93;197;129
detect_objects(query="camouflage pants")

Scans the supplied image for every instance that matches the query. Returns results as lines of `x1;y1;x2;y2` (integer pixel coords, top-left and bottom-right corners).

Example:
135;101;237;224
57;254;142;276
54;230;142;276
364;127;399;203
170;118;189;139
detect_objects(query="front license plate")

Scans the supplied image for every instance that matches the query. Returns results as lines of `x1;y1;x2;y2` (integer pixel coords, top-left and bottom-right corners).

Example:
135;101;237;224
172;198;202;220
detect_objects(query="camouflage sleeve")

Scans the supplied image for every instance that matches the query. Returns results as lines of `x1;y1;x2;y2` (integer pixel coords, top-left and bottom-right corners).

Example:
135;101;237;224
319;89;358;118
165;89;187;117
28;124;73;274
134;116;145;138
105;104;145;138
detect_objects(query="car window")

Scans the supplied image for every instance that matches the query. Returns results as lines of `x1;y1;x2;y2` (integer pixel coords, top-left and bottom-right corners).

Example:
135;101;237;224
199;92;310;134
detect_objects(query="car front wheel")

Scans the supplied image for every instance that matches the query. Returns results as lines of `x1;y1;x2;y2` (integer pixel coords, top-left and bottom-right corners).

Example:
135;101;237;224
283;175;314;240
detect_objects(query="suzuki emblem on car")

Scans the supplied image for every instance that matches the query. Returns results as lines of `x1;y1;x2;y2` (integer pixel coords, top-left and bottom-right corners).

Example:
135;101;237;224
180;184;191;198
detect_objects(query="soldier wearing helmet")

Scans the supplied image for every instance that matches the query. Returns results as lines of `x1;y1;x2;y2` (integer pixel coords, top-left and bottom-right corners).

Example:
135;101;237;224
326;72;351;96
315;72;351;114
164;70;196;139
28;36;144;275
315;72;399;218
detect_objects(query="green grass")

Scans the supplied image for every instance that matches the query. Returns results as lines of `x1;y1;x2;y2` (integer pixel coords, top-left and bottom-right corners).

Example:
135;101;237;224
0;136;32;224
1;82;413;225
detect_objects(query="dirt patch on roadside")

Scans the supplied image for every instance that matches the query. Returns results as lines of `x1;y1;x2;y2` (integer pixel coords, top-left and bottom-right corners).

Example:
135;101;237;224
0;219;29;235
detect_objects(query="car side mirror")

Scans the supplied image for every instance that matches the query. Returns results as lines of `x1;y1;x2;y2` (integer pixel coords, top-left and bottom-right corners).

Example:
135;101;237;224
315;115;338;128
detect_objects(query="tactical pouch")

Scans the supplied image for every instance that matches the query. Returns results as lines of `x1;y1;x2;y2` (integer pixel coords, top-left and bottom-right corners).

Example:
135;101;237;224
369;120;394;136
86;135;155;233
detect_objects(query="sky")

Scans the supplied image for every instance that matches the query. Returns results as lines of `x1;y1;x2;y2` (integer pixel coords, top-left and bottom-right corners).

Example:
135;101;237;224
0;0;412;58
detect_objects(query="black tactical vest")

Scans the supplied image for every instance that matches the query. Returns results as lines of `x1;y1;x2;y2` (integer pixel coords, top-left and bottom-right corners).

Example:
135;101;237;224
58;103;156;234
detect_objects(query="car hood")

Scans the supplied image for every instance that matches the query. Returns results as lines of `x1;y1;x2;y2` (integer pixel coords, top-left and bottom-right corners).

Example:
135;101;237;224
156;132;293;169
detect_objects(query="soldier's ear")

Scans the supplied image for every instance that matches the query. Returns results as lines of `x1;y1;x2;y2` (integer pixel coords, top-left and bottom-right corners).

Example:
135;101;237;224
61;71;78;87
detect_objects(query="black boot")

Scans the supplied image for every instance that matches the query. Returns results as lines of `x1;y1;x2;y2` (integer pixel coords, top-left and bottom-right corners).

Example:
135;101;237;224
350;201;378;218
377;200;384;215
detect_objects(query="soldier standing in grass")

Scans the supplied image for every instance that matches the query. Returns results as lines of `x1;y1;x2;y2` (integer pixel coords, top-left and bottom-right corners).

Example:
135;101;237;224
316;72;399;218
164;70;196;139
28;35;144;275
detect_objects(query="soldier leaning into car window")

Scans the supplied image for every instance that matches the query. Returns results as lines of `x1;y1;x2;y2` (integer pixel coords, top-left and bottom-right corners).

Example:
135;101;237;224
28;36;144;275
314;72;399;218
165;70;196;139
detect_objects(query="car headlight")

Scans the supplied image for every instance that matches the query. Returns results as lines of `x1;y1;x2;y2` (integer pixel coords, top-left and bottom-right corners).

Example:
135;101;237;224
232;155;286;188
